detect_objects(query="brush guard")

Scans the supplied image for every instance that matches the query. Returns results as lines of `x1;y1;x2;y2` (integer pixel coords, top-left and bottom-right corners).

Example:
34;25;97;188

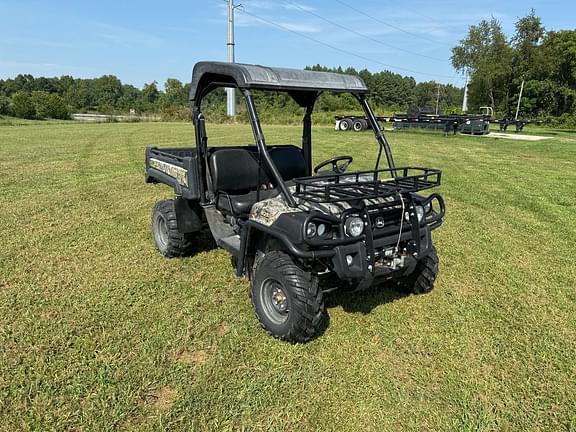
293;167;441;204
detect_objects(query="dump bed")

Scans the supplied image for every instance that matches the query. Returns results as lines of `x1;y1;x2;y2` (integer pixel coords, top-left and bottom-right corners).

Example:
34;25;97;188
145;147;201;199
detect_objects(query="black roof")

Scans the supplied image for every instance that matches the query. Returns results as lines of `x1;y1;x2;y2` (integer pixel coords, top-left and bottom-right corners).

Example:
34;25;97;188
189;61;368;102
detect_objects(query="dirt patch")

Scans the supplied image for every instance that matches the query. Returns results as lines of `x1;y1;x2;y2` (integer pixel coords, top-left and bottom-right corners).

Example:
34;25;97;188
216;323;229;336
480;132;551;141
148;386;177;411
171;348;209;365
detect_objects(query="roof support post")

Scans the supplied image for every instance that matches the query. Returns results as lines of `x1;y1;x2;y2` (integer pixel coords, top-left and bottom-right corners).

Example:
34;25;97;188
356;94;397;176
192;105;209;205
242;90;297;207
302;104;313;176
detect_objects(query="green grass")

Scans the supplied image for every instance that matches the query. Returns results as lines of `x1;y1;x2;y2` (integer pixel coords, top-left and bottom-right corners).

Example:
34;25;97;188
1;121;575;431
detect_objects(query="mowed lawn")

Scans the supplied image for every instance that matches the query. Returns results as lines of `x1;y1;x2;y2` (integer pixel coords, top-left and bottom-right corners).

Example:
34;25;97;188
0;121;575;431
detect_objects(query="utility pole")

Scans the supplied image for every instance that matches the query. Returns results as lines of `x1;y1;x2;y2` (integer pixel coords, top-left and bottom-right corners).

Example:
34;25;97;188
515;79;525;120
435;83;441;115
226;0;236;117
462;72;469;113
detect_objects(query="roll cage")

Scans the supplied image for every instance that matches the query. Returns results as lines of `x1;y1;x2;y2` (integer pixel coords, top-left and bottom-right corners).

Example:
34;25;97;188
189;62;398;207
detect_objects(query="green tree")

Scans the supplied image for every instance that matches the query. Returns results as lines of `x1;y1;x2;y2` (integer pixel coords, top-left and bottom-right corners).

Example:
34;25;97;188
93;75;123;109
117;84;141;111
47;93;69;119
512;9;546;79
65;80;92;111
142;81;160;104
536;30;576;88
31;91;51;118
0;95;10;115
452;18;514;113
160;78;187;108
30;91;69;119
11;91;35;119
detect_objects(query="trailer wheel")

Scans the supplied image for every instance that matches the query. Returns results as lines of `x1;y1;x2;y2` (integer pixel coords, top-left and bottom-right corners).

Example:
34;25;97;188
251;251;325;343
339;118;353;131
151;199;195;258
400;246;439;294
352;119;365;132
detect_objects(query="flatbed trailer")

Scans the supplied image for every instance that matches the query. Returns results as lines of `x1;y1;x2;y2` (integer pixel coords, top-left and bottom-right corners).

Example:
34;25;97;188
335;113;491;135
493;118;542;132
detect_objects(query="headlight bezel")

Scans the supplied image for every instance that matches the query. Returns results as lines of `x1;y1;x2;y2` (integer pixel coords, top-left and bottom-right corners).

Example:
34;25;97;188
415;205;425;223
344;216;364;238
305;220;334;239
305;222;317;238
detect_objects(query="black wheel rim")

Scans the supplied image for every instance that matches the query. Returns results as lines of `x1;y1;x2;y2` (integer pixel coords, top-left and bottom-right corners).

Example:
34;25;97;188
154;215;169;249
260;278;290;325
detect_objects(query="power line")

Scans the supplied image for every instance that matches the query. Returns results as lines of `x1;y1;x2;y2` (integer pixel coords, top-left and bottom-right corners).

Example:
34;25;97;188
409;9;465;34
333;0;453;47
283;0;447;62
238;7;459;81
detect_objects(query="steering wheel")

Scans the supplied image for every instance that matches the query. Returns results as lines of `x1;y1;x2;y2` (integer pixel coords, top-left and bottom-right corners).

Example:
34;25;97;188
314;156;353;174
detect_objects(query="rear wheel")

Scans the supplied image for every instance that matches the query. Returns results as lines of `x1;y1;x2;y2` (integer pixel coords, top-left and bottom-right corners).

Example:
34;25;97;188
400;246;439;294
339;118;353;131
352;119;366;132
251;251;325;343
151;199;195;257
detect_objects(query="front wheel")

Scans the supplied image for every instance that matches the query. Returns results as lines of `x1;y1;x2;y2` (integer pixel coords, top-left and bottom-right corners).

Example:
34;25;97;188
251;251;326;343
400;246;439;294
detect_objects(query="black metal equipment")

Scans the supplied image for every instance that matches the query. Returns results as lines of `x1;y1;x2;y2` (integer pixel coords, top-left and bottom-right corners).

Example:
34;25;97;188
335;111;491;135
293;167;441;204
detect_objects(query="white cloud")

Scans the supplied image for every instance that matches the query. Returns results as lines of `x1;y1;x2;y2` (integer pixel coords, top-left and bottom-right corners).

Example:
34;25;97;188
0;61;60;69
235;12;322;33
0;38;75;49
283;3;315;12
93;23;164;48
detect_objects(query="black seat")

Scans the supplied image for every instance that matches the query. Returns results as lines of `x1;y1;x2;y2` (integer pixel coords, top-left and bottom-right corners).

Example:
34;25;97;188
269;146;307;181
209;146;306;217
209;148;263;192
216;188;279;215
209;148;274;216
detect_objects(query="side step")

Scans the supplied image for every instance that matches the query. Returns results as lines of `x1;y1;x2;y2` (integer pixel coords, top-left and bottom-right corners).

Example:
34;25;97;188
203;206;241;255
219;235;241;255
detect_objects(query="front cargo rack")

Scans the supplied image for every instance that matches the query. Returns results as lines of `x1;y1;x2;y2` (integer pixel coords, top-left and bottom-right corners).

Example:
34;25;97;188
293;167;441;203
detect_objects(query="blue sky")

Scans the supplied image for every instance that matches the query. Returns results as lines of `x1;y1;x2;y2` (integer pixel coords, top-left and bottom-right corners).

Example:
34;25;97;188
0;0;573;88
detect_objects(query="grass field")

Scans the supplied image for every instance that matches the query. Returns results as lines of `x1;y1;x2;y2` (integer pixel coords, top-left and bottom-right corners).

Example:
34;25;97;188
1;121;575;431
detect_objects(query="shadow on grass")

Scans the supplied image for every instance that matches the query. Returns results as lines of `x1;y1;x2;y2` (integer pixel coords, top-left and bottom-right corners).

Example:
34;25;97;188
547;128;576;134
193;229;217;253
325;281;410;315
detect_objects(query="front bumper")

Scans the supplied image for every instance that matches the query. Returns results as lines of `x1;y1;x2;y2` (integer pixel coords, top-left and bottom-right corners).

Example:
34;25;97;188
330;226;433;288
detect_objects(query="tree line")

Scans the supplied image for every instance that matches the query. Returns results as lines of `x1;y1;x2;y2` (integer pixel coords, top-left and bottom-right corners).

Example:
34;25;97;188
452;10;576;123
0;75;190;120
0;68;463;122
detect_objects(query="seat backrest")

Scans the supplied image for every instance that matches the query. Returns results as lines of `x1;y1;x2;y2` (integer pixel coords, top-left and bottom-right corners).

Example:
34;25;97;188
269;146;307;181
209;148;262;192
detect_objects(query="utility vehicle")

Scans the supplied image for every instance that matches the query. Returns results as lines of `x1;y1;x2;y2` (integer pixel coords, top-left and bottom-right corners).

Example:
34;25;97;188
145;62;446;342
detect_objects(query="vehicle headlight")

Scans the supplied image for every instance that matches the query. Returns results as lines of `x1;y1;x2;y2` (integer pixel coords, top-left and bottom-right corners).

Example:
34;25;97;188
415;205;425;222
344;217;364;237
317;223;327;236
306;222;317;237
424;202;432;214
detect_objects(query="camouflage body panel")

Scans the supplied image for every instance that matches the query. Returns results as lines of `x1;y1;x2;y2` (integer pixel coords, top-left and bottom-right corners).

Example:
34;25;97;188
250;191;300;226
149;158;189;187
249;175;398;226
